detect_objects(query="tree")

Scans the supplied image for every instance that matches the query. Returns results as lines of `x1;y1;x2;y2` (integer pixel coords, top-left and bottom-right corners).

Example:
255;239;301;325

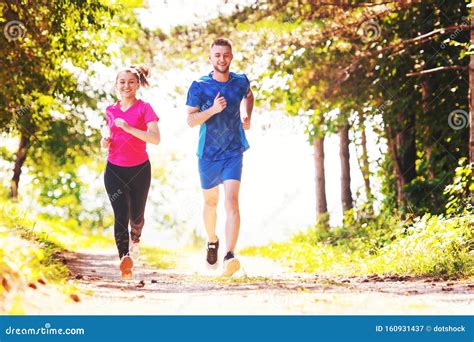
155;0;472;222
470;1;474;207
339;122;353;212
0;0;150;201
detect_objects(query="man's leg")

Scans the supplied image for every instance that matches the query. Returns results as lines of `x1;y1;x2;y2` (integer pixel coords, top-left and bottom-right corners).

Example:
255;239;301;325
223;179;240;253
202;186;219;243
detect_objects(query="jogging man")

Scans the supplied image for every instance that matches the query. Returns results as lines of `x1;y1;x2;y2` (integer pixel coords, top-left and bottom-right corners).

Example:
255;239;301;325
186;38;254;276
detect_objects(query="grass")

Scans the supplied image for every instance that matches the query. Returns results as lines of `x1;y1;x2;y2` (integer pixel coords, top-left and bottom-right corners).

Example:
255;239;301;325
0;199;115;314
141;245;177;269
241;213;474;278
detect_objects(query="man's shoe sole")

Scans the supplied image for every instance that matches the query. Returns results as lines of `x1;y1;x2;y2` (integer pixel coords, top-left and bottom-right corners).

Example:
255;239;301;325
120;256;133;280
222;258;240;277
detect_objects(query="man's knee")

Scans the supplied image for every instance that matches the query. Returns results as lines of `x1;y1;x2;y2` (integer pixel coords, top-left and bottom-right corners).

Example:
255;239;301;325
204;197;218;209
224;197;239;212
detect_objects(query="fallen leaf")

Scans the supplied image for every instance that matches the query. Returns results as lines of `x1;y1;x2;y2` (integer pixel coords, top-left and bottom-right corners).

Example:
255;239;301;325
2;278;11;292
70;294;81;302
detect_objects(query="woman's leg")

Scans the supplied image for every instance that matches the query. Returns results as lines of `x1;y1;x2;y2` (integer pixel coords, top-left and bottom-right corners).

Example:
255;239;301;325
128;161;151;243
104;163;131;259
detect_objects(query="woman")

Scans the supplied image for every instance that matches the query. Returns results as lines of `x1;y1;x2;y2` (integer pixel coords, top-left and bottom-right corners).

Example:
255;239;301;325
102;64;160;279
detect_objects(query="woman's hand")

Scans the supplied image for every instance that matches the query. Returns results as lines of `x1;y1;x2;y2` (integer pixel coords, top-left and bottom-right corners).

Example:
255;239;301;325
101;137;112;148
114;118;129;131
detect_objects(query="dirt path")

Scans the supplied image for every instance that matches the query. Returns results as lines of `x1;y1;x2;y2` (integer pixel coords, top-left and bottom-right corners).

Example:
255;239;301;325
28;250;474;315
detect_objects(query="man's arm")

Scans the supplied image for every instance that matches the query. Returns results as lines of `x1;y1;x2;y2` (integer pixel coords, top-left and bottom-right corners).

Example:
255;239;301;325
187;92;227;128
241;88;254;130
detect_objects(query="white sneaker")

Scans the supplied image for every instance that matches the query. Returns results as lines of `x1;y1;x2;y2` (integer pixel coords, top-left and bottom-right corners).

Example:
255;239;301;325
130;241;140;261
222;253;240;277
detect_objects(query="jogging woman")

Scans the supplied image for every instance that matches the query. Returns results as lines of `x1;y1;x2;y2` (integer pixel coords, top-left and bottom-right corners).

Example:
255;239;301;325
102;64;160;279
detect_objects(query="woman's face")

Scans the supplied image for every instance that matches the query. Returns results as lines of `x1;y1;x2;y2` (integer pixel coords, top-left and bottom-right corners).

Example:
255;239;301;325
116;71;140;99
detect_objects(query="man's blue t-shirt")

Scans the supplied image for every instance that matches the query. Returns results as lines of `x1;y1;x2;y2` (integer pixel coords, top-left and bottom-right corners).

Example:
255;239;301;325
186;72;250;161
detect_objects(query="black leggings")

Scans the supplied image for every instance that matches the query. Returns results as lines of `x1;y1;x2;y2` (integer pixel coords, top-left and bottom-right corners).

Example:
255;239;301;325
104;160;151;259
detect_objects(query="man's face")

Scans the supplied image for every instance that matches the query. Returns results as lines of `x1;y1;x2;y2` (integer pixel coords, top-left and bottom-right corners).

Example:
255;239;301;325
209;45;233;74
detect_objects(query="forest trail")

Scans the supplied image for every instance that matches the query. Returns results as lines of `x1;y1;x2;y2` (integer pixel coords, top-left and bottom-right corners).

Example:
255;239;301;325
23;250;474;315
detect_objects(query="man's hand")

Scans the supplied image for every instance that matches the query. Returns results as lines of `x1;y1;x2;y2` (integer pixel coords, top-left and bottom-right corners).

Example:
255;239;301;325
242;115;251;130
211;92;227;115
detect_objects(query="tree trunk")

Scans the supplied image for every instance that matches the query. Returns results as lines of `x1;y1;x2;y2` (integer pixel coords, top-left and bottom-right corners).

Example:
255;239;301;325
313;136;328;219
10;133;30;200
339;123;353;212
387;109;417;209
422;77;436;180
420;3;436;182
358;112;373;202
470;4;474;208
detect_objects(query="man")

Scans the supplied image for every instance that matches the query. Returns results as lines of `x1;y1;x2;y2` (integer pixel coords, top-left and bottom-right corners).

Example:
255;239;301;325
186;38;254;277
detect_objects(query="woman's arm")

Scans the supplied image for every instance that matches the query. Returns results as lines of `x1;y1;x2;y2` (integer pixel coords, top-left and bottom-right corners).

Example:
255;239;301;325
115;119;160;145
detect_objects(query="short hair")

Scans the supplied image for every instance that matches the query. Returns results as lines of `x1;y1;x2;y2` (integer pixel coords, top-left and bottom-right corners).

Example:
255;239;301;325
211;38;232;51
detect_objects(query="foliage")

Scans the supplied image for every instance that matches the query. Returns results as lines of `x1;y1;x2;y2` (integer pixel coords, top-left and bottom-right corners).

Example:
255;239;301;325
243;164;473;277
0;198;110;313
242;212;473;277
158;0;471;215
444;158;474;215
141;246;177;270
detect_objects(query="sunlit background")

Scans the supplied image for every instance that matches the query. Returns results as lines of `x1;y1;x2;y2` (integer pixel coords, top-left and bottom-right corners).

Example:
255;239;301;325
1;0;383;248
126;0;381;247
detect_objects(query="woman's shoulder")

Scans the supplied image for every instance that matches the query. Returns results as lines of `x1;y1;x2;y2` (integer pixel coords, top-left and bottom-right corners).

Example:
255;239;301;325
137;99;149;106
106;102;118;112
137;99;154;110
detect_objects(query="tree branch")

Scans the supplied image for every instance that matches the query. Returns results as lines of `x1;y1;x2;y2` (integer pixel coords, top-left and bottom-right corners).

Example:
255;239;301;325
316;1;407;8
406;65;468;77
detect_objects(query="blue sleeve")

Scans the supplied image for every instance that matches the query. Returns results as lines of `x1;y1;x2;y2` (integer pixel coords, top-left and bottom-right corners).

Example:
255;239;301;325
242;74;250;99
186;81;202;108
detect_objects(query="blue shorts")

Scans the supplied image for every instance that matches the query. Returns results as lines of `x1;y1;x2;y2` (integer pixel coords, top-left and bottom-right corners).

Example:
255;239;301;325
198;154;243;190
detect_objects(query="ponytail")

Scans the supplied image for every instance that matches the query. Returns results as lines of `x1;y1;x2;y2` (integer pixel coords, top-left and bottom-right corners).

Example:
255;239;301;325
115;64;151;88
130;64;151;88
